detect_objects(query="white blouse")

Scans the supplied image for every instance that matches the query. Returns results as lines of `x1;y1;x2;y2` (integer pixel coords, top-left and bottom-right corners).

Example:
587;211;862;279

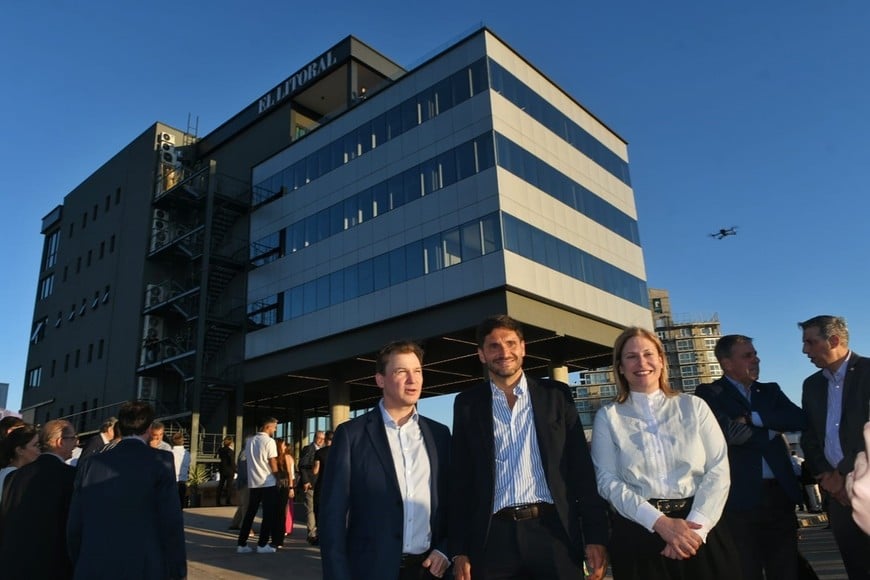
591;390;730;541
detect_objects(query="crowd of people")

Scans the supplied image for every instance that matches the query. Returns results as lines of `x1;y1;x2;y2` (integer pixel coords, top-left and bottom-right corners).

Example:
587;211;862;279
4;312;870;580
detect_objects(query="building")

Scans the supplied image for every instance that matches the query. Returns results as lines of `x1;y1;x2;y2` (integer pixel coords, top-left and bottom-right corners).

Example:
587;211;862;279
572;288;723;428
22;28;650;465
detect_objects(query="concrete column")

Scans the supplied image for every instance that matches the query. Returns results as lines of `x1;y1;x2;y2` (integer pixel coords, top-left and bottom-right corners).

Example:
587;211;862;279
328;380;350;428
548;362;569;384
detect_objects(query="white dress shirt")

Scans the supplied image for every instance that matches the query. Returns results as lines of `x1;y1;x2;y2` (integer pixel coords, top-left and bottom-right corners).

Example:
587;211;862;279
379;401;432;555
591;390;730;542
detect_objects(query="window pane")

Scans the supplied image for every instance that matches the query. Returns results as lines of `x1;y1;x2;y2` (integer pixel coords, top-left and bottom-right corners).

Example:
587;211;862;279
461;222;482;260
389;247;405;286
373;254;390;290
423;234;442;274
405;240;423;280
443;228;462;267
358;259;374;295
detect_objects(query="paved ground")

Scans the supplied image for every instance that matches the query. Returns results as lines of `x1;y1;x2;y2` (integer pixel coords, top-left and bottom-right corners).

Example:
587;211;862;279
184;506;847;579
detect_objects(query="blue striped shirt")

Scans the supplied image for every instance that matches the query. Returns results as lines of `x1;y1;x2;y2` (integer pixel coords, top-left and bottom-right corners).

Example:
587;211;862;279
491;374;554;513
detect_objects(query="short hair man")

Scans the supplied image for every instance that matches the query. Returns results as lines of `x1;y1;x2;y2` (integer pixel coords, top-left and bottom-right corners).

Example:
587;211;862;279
298;429;326;544
320;340;452;580
67;401;186;579
0;419;78;579
78;416;117;461
799;315;870;578
695;335;807;580
217;436;236;506
449;315;609;580
236;416;280;554
149;420;172;451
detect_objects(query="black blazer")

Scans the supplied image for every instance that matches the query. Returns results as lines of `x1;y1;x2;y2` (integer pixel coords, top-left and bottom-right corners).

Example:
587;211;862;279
319;408;451;580
0;453;75;579
801;352;870;476
67;438;187;580
448;376;608;564
695;377;806;510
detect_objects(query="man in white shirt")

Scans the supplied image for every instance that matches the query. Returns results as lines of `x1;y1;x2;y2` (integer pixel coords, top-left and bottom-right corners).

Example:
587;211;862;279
319;340;451;580
236;417;280;554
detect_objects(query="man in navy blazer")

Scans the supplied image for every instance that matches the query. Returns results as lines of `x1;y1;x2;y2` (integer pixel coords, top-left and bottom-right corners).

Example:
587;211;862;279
449;315;609;580
695;334;807;580
319;340;451;580
799;315;870;579
67;401;187;580
0;419;78;579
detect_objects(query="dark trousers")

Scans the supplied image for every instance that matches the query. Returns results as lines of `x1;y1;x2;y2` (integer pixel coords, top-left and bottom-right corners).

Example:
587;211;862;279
827;499;870;579
723;480;798;580
479;508;583;580
398;552;437;580
217;472;233;505
237;485;278;547
177;482;187;508
272;484;290;546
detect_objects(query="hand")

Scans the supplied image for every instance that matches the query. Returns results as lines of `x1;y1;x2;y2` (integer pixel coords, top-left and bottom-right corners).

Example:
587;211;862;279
652;516;702;559
453;555;471;580
303;483;312;491
422;550;449;578
819;470;850;506
846;422;870;533
733;414;748;425
584;544;607;579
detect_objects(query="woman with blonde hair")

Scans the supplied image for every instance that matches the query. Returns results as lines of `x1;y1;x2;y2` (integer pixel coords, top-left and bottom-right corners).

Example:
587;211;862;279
591;327;740;579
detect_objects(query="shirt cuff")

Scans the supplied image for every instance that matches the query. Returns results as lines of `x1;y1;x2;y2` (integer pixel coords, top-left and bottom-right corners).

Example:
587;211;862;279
751;411;763;427
635;501;664;532
686;508;712;543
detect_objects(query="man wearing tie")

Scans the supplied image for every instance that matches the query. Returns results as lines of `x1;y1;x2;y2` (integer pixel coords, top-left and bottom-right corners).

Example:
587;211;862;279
695;334;807;580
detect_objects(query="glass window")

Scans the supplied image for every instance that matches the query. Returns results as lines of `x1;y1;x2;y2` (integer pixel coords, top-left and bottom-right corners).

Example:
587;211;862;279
329;270;343;306
288;285;304;319
371;114;386;149
423;234;442;274
343;195;359;230
676;339;692;351
39;274;54;300
343;264;359;301
371;182;389;217
43;230;60;270
461;222;482;260
678;352;695;364
442;228;462;267
405;240;424;280
357;259;374;296
389;247;405;286
315;276;330;310
373;254;390;291
302;280;317;315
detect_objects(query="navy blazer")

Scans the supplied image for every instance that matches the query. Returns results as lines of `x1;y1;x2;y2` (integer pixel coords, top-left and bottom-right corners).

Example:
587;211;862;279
319;408;451;580
695;377;807;510
67;438;187;580
0;454;75;579
448;377;609;565
801;352;870;476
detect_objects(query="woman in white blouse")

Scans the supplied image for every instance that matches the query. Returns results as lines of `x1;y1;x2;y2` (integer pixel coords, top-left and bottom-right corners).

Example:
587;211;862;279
591;327;741;579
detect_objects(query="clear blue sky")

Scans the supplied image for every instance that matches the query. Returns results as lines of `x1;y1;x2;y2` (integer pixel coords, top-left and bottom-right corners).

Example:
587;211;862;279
2;1;868;424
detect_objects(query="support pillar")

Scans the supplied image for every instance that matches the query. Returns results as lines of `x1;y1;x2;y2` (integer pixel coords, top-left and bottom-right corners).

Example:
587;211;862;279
548;361;569;385
329;380;350;429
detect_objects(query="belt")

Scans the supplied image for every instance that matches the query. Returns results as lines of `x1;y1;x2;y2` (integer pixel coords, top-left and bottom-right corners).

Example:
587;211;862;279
493;502;555;521
648;497;694;514
399;551;430;568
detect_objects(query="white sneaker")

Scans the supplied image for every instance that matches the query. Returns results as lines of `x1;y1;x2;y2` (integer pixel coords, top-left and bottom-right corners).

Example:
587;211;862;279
256;545;277;554
237;545;253;554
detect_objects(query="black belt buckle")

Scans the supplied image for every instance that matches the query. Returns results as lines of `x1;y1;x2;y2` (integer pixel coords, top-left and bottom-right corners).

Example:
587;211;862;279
495;502;552;521
649;498;691;514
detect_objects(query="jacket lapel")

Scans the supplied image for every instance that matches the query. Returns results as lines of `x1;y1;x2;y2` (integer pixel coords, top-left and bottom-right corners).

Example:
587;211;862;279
419;417;439;519
364;409;401;495
528;378;554;487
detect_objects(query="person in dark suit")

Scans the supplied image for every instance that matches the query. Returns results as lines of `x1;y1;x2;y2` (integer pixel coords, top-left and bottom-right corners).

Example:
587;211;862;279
217;436;236;506
67;401;186;580
312;430;333;521
799;315;870;579
78;416;117;462
0;419;78;579
320;340;451;580
695;334;807;580
450;315;609;580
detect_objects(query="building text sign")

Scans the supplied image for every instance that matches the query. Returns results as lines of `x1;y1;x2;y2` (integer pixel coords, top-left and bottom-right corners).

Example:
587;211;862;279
258;50;339;115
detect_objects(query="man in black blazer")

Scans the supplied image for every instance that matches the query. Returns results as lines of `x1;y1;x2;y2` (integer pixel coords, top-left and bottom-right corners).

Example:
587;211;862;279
78;416;116;462
320;340;451;580
799;315;870;579
67;401;186;580
695;334;807;580
0;419;78;579
450;315;609;580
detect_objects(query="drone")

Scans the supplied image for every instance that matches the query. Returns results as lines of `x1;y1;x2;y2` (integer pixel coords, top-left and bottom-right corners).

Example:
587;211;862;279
709;226;738;240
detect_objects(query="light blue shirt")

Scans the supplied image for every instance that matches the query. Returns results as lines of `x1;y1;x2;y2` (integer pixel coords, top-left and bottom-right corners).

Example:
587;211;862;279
378;401;432;555
725;376;775;479
490;374;553;513
822;352;850;470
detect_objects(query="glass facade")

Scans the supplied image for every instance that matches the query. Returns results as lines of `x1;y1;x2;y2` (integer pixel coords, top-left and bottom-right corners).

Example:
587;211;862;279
501;213;647;307
494;133;639;244
488;59;631;186
252;58;490;205
248;213;502;329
